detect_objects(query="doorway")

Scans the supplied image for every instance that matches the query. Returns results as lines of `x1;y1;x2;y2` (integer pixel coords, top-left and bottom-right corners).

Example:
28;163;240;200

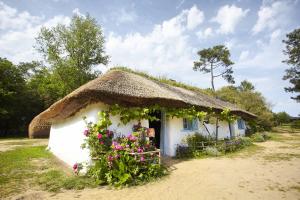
148;111;161;149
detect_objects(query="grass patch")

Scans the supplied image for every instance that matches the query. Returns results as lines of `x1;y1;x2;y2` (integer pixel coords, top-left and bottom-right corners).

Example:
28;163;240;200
225;144;265;158
0;146;52;197
109;67;212;96
269;132;300;143
1;140;36;146
263;153;300;162
37;170;98;192
0;145;97;198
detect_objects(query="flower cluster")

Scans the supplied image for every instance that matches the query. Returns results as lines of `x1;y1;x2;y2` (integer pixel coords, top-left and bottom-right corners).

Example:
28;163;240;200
80;112;165;186
72;162;83;175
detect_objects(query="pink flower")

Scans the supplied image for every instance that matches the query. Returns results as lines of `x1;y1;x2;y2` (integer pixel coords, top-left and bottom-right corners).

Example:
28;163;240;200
127;134;137;141
114;144;123;150
108;155;114;161
83;129;89;136
73;163;78;170
137;147;143;153
97;133;103;139
100;141;104;145
140;156;145;162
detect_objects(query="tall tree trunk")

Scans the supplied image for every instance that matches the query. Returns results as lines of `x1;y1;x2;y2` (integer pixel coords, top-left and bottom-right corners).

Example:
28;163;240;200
228;121;233;139
211;62;218;141
215;118;219;141
210;63;215;92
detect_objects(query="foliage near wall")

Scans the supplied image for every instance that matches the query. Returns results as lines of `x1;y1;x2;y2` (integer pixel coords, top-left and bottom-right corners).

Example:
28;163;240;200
216;82;274;131
79;111;165;186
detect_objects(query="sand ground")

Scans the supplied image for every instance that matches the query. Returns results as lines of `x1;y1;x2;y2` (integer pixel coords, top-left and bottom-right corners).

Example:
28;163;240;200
4;131;300;200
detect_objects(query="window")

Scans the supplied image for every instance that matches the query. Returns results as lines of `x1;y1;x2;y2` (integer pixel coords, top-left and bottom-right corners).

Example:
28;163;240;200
183;118;198;131
237;119;245;129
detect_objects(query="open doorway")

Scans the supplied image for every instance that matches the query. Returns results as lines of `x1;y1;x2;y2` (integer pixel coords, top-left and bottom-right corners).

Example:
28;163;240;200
148;111;161;149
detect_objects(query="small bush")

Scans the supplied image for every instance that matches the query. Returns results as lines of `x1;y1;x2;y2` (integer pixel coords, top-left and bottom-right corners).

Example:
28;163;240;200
251;133;265;142
239;137;252;147
80;112;166;187
290;120;300;129
205;146;221;156
261;132;271;140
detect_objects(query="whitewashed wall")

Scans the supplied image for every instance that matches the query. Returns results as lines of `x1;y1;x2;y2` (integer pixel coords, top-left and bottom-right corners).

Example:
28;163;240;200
48;101;246;163
164;118;243;157
48;102;148;167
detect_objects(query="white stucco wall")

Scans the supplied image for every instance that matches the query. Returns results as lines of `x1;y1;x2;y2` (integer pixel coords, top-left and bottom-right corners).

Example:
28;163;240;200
49;102;247;163
163;118;244;157
48;102;148;167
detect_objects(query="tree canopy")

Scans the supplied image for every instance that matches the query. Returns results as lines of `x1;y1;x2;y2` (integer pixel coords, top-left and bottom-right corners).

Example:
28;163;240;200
35;14;109;100
282;28;300;102
217;80;274;131
0;58;44;137
193;45;234;91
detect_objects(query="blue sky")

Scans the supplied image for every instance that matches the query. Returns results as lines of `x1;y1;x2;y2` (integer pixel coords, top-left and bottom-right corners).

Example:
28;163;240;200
0;0;299;116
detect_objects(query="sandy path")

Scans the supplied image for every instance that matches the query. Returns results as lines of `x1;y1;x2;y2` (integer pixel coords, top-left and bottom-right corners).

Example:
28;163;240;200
0;138;48;152
9;133;300;200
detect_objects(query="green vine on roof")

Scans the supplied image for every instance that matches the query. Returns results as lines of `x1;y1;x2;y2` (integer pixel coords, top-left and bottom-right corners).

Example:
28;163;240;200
219;108;237;123
109;104;236;125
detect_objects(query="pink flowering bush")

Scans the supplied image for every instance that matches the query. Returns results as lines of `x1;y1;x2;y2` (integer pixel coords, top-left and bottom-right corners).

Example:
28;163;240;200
80;111;166;186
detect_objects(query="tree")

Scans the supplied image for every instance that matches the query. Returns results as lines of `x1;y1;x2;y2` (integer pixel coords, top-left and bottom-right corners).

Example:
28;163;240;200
217;80;275;131
238;80;255;92
273;112;291;126
193;45;234;140
35;14;109;99
0;58;44;137
193;45;234;92
282;28;300;102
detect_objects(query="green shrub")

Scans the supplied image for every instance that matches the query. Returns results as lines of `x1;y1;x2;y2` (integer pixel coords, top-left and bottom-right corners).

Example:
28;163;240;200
217;137;253;153
79;111;166;187
261;132;271;140
239;137;252;146
183;133;214;148
251;133;265;142
290;120;300;129
205;146;221;156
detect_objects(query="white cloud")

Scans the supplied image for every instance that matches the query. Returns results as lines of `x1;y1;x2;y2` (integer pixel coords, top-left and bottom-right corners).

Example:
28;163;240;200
236;30;285;69
196;27;213;39
239;50;249;61
0;1;42;30
111;8;137;25
224;39;237;50
0;2;70;63
252;1;292;34
72;8;85;18
212;5;249;34
105;7;203;82
186;5;204;30
270;29;281;41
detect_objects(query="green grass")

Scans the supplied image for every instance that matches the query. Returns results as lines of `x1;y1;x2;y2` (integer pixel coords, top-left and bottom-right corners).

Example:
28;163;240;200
37;170;98;192
0;145;97;198
0;146;52;197
224;144;265;158
109;67;213;96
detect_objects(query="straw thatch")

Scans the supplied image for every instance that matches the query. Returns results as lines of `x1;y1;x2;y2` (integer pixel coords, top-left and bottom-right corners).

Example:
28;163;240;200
29;69;256;138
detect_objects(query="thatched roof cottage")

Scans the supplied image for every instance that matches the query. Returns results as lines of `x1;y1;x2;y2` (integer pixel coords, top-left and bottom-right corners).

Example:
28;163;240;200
29;69;255;166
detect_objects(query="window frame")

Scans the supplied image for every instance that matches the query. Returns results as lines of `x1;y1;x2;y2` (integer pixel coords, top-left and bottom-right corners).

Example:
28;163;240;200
183;118;198;131
237;119;245;130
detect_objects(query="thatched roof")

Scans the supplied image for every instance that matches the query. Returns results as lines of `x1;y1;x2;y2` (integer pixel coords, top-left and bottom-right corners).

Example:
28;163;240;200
29;69;256;138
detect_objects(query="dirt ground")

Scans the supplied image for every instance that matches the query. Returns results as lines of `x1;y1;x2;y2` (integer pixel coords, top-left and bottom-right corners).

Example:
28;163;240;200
5;131;300;200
